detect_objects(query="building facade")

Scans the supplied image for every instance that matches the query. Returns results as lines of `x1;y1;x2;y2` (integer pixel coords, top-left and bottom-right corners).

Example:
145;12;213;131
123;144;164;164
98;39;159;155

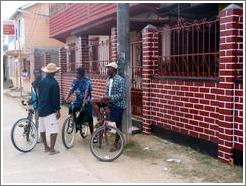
5;3;63;92
49;3;243;164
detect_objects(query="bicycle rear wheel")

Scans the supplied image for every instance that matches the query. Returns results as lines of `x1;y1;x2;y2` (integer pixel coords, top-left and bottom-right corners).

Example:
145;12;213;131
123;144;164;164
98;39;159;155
90;125;125;162
11;118;38;152
62;116;76;149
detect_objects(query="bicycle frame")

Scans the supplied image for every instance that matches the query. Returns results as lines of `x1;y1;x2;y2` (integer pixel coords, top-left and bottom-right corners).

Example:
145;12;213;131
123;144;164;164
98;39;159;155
96;109;111;148
23;106;35;141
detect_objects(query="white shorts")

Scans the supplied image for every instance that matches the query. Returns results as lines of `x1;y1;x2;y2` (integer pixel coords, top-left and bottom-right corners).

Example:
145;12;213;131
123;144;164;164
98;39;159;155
39;113;58;134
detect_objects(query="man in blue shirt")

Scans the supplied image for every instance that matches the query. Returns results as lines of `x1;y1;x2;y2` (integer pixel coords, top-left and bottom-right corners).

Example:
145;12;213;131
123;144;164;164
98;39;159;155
38;63;61;155
65;67;94;135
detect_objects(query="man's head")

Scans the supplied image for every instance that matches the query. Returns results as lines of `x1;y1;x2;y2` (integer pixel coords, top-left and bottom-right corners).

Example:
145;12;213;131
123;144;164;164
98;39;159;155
41;63;60;76
105;62;118;77
75;67;85;79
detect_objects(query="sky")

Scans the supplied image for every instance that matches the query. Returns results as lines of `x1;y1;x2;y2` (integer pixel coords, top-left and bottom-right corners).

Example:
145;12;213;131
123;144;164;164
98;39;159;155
1;1;31;20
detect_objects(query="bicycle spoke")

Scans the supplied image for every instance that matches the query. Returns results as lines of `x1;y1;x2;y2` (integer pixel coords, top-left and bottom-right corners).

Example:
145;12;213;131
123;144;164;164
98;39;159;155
90;126;125;162
62;117;76;149
11;119;38;152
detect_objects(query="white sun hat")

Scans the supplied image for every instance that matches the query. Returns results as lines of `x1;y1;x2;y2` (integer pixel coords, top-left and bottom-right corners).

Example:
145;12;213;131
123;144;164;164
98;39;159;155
105;62;118;69
41;63;60;73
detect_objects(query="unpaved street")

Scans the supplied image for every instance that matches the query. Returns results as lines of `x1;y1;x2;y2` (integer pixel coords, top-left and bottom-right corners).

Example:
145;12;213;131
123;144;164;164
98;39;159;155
2;94;243;184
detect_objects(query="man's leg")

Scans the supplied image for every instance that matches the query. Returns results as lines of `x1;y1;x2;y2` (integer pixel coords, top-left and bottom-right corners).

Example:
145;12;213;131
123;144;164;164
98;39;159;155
110;122;123;152
115;121;122;144
87;104;94;135
110;108;123;152
49;133;59;155
40;132;50;152
39;116;49;152
48;113;59;155
88;120;94;135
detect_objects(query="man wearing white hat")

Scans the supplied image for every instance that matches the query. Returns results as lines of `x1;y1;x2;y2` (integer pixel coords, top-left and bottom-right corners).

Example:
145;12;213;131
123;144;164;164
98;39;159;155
38;63;61;155
92;62;126;152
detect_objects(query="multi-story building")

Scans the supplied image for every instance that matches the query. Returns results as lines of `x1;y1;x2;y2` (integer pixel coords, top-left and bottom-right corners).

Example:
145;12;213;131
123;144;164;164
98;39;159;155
49;3;243;164
5;3;63;92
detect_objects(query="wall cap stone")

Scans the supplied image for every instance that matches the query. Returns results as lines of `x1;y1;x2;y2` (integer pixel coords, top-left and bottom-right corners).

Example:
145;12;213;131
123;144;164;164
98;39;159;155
142;24;158;32
223;4;242;11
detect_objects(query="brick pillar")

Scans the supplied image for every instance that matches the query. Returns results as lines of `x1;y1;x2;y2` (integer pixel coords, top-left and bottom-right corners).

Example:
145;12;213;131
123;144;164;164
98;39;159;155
58;47;67;103
111;27;117;61
218;4;243;163
141;25;159;134
81;36;89;73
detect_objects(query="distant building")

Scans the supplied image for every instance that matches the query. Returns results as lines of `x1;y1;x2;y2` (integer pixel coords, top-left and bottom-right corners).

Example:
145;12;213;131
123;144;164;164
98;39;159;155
5;3;63;92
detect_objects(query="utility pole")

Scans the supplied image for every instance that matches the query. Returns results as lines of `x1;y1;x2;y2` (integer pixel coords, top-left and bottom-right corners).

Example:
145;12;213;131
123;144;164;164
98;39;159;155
117;4;132;138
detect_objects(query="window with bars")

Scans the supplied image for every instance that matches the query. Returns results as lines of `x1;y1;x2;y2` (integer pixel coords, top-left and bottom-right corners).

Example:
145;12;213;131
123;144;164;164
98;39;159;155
67;43;76;72
85;38;110;75
158;18;219;79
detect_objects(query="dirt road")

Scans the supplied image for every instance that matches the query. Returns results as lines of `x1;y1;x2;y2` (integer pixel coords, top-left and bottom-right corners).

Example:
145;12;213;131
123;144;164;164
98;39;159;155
2;94;243;184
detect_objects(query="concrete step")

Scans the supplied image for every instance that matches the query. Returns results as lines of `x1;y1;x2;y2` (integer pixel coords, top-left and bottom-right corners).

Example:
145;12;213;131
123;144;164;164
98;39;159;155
131;125;141;134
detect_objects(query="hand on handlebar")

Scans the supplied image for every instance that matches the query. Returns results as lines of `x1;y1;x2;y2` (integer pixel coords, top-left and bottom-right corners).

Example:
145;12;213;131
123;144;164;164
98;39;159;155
65;98;71;104
101;97;109;104
99;107;110;115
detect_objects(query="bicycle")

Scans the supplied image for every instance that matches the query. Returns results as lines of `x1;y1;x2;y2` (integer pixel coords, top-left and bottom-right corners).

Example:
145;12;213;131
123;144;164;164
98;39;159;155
61;102;90;149
11;100;38;152
89;107;125;162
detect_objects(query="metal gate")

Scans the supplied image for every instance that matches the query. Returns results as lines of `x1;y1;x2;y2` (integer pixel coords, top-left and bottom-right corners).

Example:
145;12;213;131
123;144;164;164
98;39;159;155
130;40;142;120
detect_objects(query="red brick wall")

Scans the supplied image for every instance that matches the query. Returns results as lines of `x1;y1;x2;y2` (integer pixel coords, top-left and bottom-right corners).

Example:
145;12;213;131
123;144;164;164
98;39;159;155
61;72;75;101
59;73;106;102
150;80;219;143
217;4;243;162
141;4;243;163
233;12;243;151
220;7;243;152
90;75;107;99
234;84;243;151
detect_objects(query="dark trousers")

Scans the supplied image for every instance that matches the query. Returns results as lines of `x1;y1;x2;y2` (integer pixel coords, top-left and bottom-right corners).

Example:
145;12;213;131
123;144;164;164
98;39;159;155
69;103;94;135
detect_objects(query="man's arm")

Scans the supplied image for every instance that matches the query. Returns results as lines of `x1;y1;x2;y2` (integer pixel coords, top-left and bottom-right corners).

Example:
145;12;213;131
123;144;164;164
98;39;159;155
83;79;92;104
51;82;61;112
65;80;76;102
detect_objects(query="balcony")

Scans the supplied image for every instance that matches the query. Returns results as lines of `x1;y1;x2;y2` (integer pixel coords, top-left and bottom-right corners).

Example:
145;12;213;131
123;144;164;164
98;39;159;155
49;3;117;39
49;3;73;17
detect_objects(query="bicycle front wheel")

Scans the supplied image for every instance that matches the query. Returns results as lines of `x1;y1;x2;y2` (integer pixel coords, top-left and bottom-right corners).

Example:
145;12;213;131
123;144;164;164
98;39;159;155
90;125;125;162
11;118;38;152
62;116;76;149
